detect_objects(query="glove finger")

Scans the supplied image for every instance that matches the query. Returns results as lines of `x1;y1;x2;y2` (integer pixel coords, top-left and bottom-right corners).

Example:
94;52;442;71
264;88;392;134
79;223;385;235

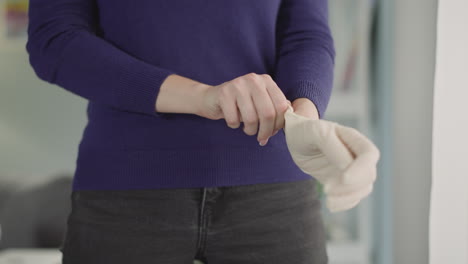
335;124;380;162
327;195;361;213
322;172;345;194
326;184;373;212
293;153;331;181
342;156;378;186
325;177;373;196
318;121;354;171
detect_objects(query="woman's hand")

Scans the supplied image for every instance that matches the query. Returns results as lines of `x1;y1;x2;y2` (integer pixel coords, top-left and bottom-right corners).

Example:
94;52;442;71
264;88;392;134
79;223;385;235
291;98;319;120
284;105;380;212
198;73;291;146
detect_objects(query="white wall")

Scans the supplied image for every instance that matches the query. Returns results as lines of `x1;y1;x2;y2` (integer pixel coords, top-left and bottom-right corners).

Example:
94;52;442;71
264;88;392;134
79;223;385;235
392;1;437;263
430;1;468;263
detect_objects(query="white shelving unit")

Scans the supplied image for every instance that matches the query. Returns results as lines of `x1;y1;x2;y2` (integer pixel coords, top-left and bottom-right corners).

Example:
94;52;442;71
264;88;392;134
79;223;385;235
324;0;374;264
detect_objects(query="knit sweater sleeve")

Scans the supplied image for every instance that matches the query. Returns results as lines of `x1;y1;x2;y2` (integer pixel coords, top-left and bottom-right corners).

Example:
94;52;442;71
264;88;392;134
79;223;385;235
26;0;175;117
274;0;336;118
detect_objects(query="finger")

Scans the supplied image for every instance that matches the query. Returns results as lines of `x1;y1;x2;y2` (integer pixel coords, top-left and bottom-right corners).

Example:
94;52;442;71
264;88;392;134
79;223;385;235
317;121;354;171
237;95;259;136
236;81;259;136
327;184;373;212
282;104;295;134
342;159;378;186
219;87;241;129
251;85;276;144
263;74;289;132
286;103;294;113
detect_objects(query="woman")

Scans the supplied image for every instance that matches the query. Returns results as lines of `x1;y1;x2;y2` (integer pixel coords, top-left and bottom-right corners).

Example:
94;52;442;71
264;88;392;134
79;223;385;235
26;0;335;263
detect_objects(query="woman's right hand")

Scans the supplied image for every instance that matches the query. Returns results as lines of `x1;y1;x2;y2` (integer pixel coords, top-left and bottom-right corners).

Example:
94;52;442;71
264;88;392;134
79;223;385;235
197;73;291;146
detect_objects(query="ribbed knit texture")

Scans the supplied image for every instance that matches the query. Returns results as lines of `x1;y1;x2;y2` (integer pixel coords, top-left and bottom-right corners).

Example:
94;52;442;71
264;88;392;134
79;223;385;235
26;0;335;190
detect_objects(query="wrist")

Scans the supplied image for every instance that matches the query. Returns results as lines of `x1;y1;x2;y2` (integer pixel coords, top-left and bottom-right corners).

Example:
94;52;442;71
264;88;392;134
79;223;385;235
191;82;212;116
157;74;212;116
292;98;319;120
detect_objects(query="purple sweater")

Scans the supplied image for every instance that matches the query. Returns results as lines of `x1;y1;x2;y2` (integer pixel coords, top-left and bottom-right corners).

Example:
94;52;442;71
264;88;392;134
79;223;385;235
26;0;335;190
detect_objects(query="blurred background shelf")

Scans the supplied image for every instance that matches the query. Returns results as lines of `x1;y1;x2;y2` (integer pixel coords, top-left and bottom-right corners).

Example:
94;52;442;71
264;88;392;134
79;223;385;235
323;0;374;263
326;93;368;118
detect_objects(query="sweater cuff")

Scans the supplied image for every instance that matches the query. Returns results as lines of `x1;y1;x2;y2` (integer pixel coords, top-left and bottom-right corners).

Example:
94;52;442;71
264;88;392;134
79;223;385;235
285;80;330;119
114;68;175;118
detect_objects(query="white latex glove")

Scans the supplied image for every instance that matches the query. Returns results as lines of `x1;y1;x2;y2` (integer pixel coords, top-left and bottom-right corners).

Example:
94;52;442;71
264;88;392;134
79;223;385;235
283;105;380;212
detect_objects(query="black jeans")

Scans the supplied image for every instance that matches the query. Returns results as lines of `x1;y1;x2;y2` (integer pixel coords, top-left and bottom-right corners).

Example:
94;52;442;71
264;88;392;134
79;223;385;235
61;177;328;264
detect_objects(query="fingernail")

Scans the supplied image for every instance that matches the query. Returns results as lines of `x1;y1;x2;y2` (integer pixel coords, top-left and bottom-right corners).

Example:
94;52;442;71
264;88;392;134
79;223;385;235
259;138;268;146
